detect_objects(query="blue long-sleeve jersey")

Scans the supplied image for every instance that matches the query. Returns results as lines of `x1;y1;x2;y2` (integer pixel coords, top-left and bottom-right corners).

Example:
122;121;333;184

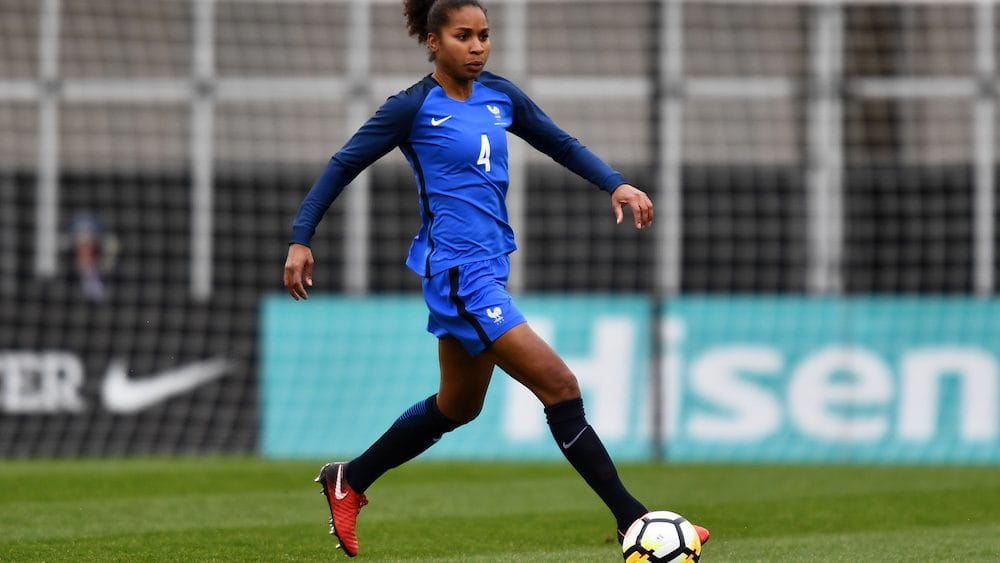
290;71;626;277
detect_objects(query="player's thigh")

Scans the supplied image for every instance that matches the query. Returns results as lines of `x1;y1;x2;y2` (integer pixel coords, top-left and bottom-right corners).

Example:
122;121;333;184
487;323;580;406
437;336;495;423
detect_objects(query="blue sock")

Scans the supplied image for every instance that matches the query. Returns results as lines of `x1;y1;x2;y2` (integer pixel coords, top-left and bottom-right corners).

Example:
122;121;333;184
545;398;647;532
345;394;461;492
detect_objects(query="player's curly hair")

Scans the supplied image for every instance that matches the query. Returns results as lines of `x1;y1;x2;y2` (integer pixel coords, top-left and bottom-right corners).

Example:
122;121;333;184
403;0;487;60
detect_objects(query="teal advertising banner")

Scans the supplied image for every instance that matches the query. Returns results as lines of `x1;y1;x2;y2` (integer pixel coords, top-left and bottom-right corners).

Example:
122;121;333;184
261;295;652;460
262;295;1000;463
664;297;1000;463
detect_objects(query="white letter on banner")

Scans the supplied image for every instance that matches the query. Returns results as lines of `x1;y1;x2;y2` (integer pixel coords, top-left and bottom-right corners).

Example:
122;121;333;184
51;352;86;412
2;352;43;412
788;346;891;443
0;352;85;413
899;348;998;442
503;317;635;442
688;347;783;441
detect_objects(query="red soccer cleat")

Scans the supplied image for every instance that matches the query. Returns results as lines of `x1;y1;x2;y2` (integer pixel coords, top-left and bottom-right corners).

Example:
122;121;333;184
315;462;368;557
693;524;711;545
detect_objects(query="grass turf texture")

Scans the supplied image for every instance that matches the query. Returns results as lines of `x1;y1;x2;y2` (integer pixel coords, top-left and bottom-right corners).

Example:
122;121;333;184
2;459;999;561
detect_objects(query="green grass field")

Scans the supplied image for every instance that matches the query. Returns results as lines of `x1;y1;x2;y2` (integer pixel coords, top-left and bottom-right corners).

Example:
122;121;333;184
2;458;999;561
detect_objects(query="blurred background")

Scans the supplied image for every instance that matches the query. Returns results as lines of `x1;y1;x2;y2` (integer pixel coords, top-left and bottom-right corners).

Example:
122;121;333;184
1;0;997;462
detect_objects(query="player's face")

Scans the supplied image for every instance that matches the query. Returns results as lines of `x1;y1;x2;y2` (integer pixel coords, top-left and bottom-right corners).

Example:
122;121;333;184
429;6;491;82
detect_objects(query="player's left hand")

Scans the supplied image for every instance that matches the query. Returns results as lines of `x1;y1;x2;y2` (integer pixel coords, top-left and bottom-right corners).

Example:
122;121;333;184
611;184;654;229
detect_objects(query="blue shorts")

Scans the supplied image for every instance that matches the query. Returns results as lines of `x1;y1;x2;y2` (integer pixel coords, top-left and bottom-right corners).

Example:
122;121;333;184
423;255;527;356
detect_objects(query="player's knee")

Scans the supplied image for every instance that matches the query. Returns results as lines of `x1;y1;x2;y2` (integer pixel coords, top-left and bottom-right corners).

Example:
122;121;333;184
437;397;484;426
545;370;581;404
448;403;482;425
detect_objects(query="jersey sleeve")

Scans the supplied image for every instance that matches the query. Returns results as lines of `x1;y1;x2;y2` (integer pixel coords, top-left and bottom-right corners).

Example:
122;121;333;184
486;74;625;194
289;91;421;247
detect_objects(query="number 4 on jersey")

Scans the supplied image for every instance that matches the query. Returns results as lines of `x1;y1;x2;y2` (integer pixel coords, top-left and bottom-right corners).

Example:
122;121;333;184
477;134;491;172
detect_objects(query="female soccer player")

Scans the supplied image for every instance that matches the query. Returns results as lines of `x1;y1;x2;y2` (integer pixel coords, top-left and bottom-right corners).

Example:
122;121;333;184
283;0;709;557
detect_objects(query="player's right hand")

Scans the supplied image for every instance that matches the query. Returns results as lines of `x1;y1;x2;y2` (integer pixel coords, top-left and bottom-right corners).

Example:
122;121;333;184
284;243;314;300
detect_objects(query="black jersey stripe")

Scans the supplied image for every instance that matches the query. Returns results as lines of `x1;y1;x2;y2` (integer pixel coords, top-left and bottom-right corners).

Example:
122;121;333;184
401;142;434;277
448;266;492;348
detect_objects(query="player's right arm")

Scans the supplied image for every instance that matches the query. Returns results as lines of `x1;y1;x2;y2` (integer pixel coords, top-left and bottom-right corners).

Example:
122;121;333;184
289;92;420;247
284;84;426;299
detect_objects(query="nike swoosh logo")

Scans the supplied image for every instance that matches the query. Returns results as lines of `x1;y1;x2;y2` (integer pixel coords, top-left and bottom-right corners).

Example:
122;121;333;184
431;115;453;126
561;426;590;449
101;357;236;414
334;464;348;500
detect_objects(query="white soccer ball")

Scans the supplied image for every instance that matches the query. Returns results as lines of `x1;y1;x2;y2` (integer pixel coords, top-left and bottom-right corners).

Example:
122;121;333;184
621;510;702;563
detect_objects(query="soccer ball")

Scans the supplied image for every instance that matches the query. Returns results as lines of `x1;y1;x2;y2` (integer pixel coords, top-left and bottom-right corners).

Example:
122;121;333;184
621;510;702;563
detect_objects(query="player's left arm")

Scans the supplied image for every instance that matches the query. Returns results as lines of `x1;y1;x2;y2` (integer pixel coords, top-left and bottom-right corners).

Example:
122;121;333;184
492;75;652;229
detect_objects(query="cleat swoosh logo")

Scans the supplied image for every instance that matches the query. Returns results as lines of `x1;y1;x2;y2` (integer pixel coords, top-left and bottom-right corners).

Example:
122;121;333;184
334;464;348;500
561;426;590;450
431;115;453;126
101;357;236;414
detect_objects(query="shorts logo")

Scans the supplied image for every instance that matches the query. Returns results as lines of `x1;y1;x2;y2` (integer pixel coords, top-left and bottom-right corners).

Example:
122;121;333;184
486;306;504;324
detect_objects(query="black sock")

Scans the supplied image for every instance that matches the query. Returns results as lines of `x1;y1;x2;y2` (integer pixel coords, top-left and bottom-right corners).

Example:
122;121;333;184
345;394;461;492
545;398;647;532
